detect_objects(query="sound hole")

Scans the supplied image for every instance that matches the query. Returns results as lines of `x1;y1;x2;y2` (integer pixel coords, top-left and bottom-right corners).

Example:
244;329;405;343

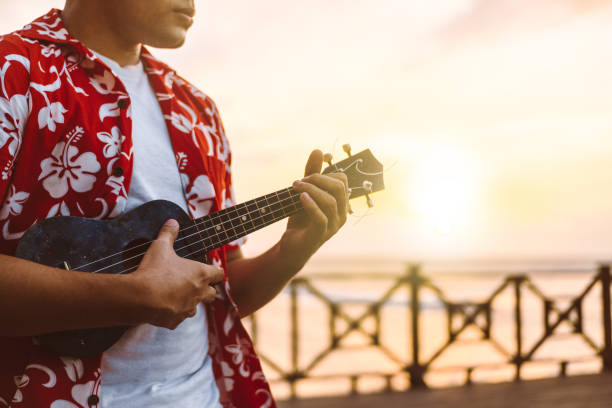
120;238;150;274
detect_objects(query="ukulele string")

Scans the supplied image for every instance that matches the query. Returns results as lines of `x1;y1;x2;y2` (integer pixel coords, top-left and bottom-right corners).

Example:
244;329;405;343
70;187;301;271
115;207;302;276
157;185;368;260
85;191;304;274
109;185;369;275
75;184;369;274
155;184;371;271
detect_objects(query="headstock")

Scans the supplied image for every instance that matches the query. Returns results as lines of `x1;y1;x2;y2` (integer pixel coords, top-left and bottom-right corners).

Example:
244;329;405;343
322;145;384;208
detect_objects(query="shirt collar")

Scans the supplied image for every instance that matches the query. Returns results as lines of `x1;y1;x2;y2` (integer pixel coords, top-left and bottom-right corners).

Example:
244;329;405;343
17;8;176;77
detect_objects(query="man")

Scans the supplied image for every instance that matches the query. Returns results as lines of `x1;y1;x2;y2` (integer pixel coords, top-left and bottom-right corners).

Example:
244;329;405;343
0;1;348;407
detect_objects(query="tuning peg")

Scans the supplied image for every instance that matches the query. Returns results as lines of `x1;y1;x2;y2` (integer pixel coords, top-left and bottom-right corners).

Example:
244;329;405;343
366;196;374;208
323;153;333;166
342;144;352;157
363;180;374;208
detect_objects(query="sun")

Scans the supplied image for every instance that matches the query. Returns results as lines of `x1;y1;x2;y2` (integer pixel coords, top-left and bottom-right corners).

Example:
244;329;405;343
409;146;480;236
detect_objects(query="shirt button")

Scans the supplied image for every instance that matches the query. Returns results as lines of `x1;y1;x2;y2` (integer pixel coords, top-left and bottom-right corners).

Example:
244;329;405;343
112;166;124;177
87;394;100;405
117;99;128;109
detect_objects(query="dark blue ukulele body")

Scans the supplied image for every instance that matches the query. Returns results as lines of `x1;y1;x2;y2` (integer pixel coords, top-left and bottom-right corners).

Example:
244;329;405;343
14;200;205;358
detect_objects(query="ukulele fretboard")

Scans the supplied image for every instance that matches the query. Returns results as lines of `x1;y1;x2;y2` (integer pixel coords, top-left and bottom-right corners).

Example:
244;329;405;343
193;187;302;251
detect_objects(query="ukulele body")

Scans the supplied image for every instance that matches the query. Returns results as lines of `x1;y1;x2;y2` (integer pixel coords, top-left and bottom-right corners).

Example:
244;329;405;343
14;200;205;358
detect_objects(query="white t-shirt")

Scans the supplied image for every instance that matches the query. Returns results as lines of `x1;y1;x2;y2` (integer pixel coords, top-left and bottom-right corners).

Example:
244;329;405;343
94;52;221;408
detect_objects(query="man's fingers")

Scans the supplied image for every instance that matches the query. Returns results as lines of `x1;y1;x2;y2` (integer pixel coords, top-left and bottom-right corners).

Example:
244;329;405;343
294;180;338;222
295;174;349;220
304;149;323;177
299;192;328;234
157;218;180;244
202;285;218;303
208;266;224;285
305;173;348;212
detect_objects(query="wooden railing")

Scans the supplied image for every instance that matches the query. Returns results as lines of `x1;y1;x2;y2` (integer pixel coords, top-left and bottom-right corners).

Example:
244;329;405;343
248;264;612;399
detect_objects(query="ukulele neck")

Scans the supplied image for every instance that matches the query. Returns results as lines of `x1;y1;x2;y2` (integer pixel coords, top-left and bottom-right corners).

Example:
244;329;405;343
193;187;302;252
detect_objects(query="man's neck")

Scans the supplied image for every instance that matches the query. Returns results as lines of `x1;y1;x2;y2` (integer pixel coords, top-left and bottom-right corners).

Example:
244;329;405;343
61;3;141;66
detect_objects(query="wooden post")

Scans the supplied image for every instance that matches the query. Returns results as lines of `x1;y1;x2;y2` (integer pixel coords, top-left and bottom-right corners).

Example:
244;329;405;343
513;276;524;381
600;264;612;371
409;264;427;388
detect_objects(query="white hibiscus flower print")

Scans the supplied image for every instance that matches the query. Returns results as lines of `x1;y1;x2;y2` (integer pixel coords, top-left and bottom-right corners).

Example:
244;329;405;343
96;126;123;158
185;174;216;218
89;70;115;95
256;389;274;408
60;357;84;382
225;335;252;378
38;140;101;198
40;44;62;58
31;18;69;41
166;109;192;134
38;101;67;131
0;185;29;220
164;100;215;155
98;101;121;122
220;361;235;392
0;92;29;155
50;379;100;408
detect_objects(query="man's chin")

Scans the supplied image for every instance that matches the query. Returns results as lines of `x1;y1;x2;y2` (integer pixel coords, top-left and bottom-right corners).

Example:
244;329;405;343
146;30;188;49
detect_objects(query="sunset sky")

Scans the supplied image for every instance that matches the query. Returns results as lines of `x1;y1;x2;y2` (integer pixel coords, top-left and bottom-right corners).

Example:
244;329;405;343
3;0;612;261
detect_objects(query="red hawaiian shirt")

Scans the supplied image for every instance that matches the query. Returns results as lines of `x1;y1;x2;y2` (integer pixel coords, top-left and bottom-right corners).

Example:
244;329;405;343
0;9;275;408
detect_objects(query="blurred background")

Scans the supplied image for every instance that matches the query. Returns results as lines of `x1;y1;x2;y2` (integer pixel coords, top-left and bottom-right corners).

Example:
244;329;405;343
4;0;612;261
3;0;612;405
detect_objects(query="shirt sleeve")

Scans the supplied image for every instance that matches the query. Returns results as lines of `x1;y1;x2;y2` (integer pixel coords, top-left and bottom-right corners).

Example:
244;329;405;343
0;36;31;195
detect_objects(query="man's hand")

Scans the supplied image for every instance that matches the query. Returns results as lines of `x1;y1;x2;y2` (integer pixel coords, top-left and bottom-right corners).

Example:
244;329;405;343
280;149;349;268
225;149;350;317
131;219;224;330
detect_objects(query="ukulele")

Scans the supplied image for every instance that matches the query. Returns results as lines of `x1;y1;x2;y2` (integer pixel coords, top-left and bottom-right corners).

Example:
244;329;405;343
15;147;384;357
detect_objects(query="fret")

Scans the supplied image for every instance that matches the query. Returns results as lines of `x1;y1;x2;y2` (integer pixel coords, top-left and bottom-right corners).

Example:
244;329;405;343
194;186;306;252
258;196;275;224
247;199;264;229
268;191;284;217
270;209;286;225
196;215;216;250
278;188;297;214
227;205;248;241
236;202;253;230
291;197;300;213
275;189;289;218
213;211;231;244
223;207;239;238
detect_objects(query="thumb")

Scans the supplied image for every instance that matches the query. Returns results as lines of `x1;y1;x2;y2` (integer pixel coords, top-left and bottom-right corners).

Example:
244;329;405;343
157;218;180;244
304;149;323;176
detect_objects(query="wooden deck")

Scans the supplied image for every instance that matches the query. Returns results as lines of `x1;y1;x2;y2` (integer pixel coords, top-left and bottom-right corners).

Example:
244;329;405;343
278;372;612;408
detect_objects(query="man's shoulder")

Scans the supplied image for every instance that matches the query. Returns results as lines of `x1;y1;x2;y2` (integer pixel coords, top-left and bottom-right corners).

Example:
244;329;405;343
0;33;41;96
0;32;36;60
173;71;218;109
